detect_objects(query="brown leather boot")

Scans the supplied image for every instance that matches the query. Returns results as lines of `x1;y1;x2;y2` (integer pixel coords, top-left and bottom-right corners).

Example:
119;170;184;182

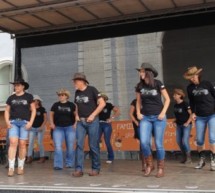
37;157;46;163
144;155;155;177
141;154;147;172
156;160;164;178
25;157;33;164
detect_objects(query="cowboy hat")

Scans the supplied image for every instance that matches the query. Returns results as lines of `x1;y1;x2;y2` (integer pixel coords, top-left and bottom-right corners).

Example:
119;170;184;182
183;66;202;80
33;95;43;102
10;78;29;90
136;63;158;78
56;88;71;98
100;93;109;101
72;72;89;84
173;89;185;98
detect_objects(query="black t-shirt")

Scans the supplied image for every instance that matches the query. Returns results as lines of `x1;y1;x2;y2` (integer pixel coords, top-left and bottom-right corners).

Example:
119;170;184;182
187;80;215;117
130;99;138;121
74;86;101;118
174;101;190;125
32;107;47;128
6;92;34;121
99;102;114;121
136;79;165;116
51;101;76;127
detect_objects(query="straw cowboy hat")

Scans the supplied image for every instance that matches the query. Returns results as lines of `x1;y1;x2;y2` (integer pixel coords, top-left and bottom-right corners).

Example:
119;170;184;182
10;78;29;90
72;72;89;84
173;89;185;98
136;63;158;78
56;88;71;98
183;66;202;80
101;93;109;101
33;95;43;102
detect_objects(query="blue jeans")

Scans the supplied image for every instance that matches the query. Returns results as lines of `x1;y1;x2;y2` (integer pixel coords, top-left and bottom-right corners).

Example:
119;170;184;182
176;124;192;153
99;122;114;161
9;120;28;140
139;115;166;160
27;127;45;157
75;117;100;172
196;114;215;146
53;126;76;169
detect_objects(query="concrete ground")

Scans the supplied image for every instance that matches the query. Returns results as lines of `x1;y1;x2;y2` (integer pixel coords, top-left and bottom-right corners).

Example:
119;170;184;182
0;157;215;193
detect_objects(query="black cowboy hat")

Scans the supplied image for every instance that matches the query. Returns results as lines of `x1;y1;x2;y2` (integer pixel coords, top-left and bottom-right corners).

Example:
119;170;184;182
72;72;89;84
136;63;158;78
10;78;29;90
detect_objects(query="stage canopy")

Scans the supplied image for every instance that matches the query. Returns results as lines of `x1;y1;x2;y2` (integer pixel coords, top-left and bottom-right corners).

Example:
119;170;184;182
0;0;215;37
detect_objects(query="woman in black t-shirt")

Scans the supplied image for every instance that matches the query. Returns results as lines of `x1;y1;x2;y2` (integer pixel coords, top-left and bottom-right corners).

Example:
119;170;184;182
99;93;120;164
50;89;77;170
184;66;215;170
4;78;36;177
136;63;170;178
173;89;192;164
26;95;47;164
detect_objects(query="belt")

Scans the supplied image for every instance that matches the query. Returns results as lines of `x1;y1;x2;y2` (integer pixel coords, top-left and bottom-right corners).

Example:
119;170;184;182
79;117;87;122
99;120;107;123
13;118;23;121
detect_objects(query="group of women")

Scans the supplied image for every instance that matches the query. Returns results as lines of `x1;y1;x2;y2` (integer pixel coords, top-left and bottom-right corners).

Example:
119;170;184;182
4;63;215;178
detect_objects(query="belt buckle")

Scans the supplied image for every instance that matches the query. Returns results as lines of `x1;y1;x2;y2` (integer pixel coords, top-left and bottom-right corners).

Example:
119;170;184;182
80;117;87;122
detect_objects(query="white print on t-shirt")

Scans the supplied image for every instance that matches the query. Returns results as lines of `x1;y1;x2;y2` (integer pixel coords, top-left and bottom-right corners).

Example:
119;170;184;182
11;99;28;105
140;88;158;96
58;106;71;112
174;107;183;113
36;112;41;116
103;108;108;113
76;95;89;103
192;89;209;96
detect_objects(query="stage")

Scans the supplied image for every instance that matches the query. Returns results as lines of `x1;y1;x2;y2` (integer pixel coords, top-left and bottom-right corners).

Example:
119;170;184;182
0;156;215;193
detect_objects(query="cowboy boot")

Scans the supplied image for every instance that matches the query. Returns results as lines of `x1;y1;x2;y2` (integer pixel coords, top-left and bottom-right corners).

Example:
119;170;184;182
195;151;206;169
156;160;164;178
210;151;215;171
17;158;25;175
185;152;192;164
8;159;15;177
141;155;147;172
37;157;46;163
25;156;33;164
144;155;154;177
180;151;187;164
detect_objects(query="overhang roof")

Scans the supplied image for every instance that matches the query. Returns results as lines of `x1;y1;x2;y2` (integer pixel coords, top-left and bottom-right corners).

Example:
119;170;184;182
0;0;215;36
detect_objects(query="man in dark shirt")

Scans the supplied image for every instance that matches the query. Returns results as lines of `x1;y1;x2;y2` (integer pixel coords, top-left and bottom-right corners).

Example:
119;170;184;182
72;73;106;177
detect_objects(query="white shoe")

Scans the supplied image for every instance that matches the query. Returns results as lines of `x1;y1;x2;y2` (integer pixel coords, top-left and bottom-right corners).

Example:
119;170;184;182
106;160;112;164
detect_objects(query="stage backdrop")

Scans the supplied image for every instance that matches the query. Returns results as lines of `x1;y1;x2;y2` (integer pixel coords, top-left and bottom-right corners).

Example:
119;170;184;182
0;119;209;152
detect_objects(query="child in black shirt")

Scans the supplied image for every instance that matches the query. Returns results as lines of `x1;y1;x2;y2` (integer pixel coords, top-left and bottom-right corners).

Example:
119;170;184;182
4;78;36;177
173;89;192;164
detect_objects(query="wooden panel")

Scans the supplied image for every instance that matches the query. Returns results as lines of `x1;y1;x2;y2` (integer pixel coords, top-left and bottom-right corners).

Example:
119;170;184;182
12;14;50;28
0;17;29;31
174;0;203;6
84;2;121;18
58;6;96;21
143;0;175;10
34;11;73;25
112;0;146;14
6;0;39;7
0;0;14;10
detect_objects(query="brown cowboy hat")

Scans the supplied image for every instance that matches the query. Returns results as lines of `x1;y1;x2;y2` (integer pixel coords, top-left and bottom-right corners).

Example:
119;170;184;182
72;72;89;84
101;93;109;101
136;63;158;77
173;89;185;98
183;66;202;80
56;88;70;98
10;78;29;90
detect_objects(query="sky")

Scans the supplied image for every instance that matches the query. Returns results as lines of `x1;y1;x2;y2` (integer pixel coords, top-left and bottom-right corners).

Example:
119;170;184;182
0;32;13;59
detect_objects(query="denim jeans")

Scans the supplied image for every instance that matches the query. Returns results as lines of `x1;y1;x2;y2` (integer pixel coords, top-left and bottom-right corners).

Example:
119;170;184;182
27;127;45;157
9;120;28;140
75;117;100;172
139;115;166;160
196;114;215;146
176;124;192;153
53;126;76;169
99;122;114;161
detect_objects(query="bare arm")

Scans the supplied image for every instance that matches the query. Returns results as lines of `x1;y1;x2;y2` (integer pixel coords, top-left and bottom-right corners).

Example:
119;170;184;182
158;89;170;120
87;97;106;122
184;109;193;127
4;105;11;128
73;104;78;128
26;102;36;129
107;106;120;123
40;113;47;130
49;111;55;129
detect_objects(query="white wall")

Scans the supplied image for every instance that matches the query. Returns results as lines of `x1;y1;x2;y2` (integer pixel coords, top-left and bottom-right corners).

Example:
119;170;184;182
0;32;13;59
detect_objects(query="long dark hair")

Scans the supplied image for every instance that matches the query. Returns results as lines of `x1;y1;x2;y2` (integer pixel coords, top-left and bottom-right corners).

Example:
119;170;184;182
137;70;155;89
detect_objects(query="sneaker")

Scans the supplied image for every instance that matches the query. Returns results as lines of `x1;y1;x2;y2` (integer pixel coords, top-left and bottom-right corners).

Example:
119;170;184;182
106;160;112;164
195;158;206;169
8;169;14;177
